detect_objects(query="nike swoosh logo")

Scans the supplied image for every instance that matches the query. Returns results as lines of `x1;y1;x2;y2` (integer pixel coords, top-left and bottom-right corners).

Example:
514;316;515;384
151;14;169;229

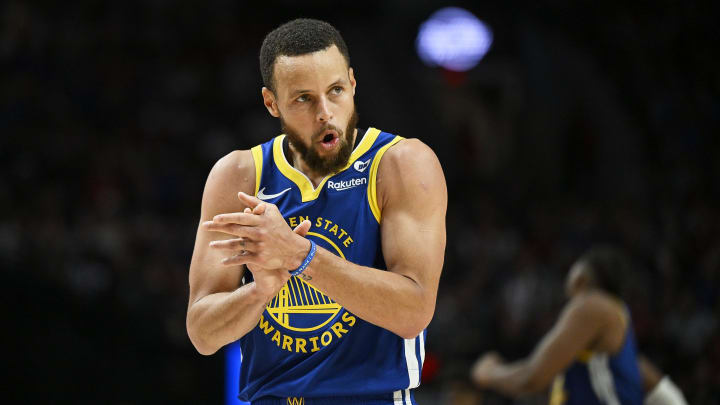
257;187;291;200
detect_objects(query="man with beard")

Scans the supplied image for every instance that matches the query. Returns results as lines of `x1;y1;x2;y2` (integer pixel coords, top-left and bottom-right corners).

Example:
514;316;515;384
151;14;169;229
186;19;447;405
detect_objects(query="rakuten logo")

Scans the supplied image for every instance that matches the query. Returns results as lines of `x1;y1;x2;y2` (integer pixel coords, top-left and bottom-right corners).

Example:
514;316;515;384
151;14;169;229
327;177;367;191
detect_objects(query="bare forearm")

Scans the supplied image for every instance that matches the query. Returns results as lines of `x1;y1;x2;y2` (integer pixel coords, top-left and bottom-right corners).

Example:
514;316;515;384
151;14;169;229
302;248;433;339
485;361;538;396
186;282;267;355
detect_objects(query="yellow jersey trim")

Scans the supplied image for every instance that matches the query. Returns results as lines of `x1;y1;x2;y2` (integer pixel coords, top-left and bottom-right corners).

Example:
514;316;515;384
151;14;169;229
549;375;567;405
577;350;593;363
250;145;264;196
368;135;404;223
272;128;381;202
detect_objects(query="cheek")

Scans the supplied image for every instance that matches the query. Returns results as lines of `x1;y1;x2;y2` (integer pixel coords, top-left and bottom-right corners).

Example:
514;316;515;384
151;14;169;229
335;97;354;121
282;105;314;126
283;102;310;116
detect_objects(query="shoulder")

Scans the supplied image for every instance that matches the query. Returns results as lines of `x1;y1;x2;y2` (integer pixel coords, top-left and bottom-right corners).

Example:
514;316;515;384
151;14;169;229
564;291;621;325
380;138;441;170
201;149;257;215
206;149;255;190
377;137;446;211
377;138;445;188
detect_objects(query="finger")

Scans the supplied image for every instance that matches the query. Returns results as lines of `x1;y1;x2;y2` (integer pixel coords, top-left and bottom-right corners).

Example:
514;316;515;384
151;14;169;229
293;219;311;237
209;238;257;251
203;222;260;238
244;207;252;213
221;251;258;266
211;212;263;226
252;202;267;215
237;191;263;209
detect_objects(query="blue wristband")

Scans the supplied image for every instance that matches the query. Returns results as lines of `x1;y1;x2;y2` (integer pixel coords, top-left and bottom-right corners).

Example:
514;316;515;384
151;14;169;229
290;240;316;276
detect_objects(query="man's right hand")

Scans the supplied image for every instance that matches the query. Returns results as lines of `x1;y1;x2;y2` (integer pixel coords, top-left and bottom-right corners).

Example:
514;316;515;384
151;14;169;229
207;203;312;302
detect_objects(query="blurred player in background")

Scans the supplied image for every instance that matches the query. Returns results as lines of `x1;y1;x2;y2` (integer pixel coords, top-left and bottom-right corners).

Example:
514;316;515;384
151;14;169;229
186;18;447;405
471;246;687;405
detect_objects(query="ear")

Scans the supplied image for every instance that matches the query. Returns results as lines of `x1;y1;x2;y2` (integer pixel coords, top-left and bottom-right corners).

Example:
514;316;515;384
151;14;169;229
348;67;356;96
261;87;280;117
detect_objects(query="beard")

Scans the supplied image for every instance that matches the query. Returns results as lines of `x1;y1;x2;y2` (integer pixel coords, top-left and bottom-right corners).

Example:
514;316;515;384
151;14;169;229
281;108;359;177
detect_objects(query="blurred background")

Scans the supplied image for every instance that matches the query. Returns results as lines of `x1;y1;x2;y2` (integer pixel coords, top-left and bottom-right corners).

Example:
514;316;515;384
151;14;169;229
2;0;718;403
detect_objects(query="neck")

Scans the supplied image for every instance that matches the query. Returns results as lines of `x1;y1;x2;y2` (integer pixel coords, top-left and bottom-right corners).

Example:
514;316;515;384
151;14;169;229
288;128;358;187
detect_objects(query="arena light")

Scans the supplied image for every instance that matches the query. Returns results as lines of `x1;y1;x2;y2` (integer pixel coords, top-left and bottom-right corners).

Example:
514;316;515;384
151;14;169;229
416;7;493;72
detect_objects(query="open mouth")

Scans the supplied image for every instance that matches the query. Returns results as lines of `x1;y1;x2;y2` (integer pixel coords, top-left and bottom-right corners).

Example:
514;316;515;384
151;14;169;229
319;130;339;150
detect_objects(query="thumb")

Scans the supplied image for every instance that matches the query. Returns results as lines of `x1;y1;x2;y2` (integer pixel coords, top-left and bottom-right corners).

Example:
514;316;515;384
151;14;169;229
237;191;262;209
293;219;311;237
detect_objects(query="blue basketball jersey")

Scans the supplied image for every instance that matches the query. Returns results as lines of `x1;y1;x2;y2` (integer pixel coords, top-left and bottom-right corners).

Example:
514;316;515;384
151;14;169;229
237;128;425;404
549;306;643;405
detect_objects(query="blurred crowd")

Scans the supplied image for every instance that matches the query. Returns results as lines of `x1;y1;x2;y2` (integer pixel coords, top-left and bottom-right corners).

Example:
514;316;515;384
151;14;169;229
2;1;718;403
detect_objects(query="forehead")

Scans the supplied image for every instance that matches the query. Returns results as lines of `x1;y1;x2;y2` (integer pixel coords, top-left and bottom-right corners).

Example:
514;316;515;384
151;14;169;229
272;45;349;94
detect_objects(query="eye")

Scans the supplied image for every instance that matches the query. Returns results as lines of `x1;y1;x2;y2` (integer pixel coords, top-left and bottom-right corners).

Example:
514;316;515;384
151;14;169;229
331;86;343;95
296;94;310;103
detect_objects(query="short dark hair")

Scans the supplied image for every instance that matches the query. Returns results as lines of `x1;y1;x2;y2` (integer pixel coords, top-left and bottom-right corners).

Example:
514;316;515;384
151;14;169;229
578;246;632;297
259;18;351;92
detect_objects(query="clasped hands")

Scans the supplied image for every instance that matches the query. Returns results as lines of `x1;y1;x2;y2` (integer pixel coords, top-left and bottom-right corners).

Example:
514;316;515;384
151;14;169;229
203;192;312;298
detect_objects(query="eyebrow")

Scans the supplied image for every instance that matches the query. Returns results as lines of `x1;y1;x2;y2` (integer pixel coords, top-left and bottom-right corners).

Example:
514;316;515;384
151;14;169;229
288;78;348;97
290;88;312;97
326;78;347;89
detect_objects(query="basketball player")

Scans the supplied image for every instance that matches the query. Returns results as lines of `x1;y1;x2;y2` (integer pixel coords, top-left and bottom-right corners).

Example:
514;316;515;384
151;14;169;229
186;19;447;405
471;247;687;405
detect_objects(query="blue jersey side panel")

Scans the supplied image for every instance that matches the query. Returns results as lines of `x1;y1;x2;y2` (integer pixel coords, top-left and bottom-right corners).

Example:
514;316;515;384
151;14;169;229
237;128;423;402
563;364;603;405
557;309;643;405
608;326;643;404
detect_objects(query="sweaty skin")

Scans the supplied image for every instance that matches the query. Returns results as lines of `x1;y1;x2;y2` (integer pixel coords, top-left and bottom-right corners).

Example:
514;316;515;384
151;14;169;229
186;45;447;355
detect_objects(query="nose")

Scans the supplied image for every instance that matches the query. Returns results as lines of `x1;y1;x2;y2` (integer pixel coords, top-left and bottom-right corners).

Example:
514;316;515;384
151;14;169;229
317;96;333;123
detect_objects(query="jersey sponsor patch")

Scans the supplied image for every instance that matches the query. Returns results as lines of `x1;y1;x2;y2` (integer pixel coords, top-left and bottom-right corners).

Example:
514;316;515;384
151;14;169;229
327;177;367;191
353;158;371;172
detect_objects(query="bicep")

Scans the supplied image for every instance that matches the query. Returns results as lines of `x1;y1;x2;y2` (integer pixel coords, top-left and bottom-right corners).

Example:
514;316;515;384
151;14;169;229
188;150;255;306
379;139;447;292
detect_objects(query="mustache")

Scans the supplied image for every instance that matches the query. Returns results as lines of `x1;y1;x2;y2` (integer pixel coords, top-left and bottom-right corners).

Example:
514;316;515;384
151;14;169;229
312;124;342;141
